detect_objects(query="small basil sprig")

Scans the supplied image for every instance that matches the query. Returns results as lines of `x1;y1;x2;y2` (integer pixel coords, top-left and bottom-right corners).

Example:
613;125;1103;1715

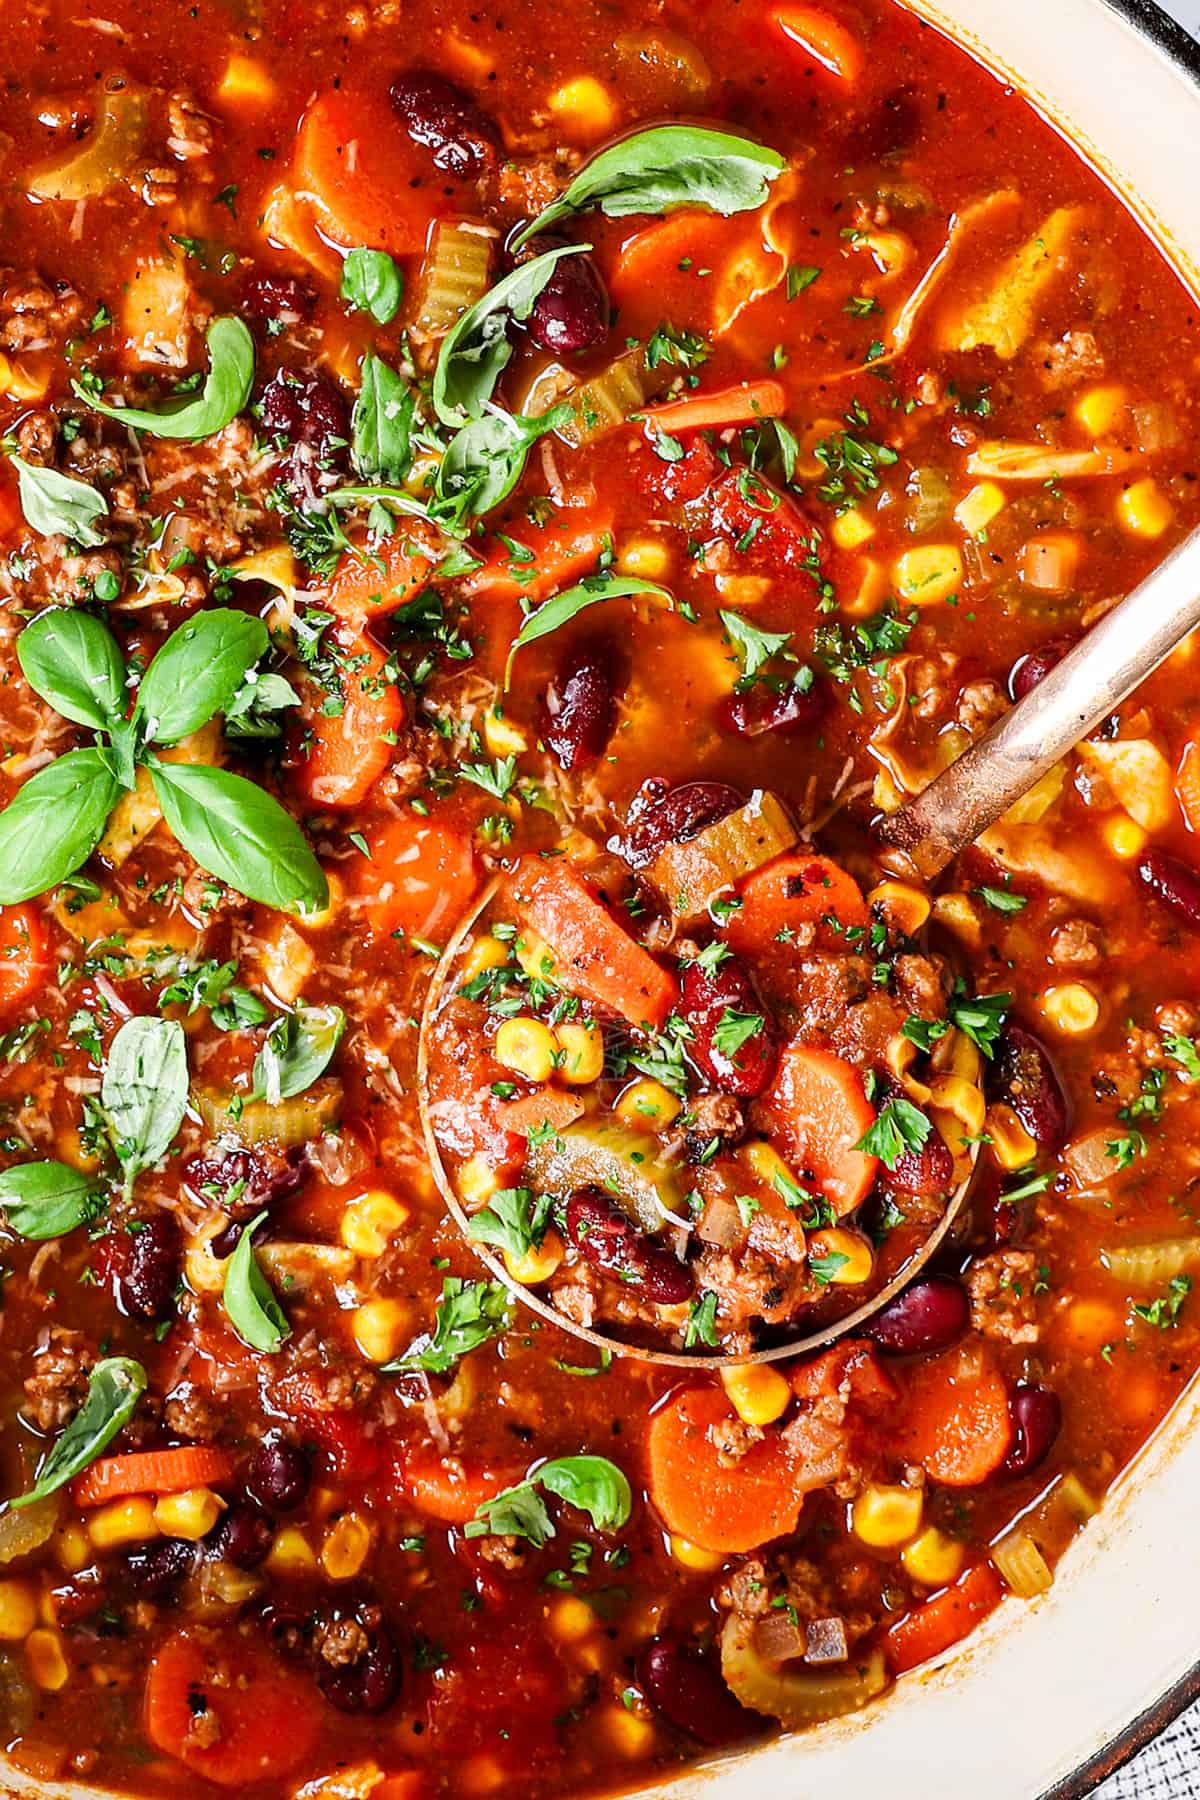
11;1357;146;1509
252;1005;345;1105
464;1454;632;1545
341;248;404;325
0;1162;105;1240
433;244;591;427
223;1210;290;1353
0;606;326;914
432;405;571;535
504;574;671;686
9;456;107;547
102;1016;189;1201
511;125;784;250
352;355;414;486
71;316;255;442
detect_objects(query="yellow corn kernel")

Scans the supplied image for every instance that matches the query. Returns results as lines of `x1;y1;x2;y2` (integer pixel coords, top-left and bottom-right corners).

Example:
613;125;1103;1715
809;1228;874;1286
740;1140;798;1193
442;32;496;81
461;933;510;983
668;1534;725;1572
515;927;559;987
53;1524;90;1575
87;1497;159;1552
548;1595;595;1643
154;1488;225;1542
615;1079;682;1130
1073;383;1128;439
872;767;905;814
495;1017;557;1084
459;1754;508;1796
720;1364;791;1428
555;1020;604;1086
931;891;982;949
852;1482;924;1548
260;919;316;1004
0;1581;37;1642
986;1103;1037;1172
353;1298;411;1364
1059;1297;1124;1355
1103;813;1148;860
340;1190;410;1257
484;708;529;758
603;1703;657;1758
267;1526;317;1576
297;869;343;932
218;52;277;105
321;1512;374;1581
863;230;913;278
504;1228;565;1286
1042;982;1100;1037
831;508;875;551
894;544;965;607
26;1628;68;1691
547;76;617;140
903;1527;966;1587
617;536;672;580
954;481;1006;536
1117;478;1174;540
926;1073;986;1137
458;1158;499;1212
846;555;890;617
868;879;930;936
0;353;51;403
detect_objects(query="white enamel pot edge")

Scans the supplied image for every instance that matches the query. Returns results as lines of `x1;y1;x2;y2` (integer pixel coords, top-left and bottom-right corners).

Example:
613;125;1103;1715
4;5;1200;1799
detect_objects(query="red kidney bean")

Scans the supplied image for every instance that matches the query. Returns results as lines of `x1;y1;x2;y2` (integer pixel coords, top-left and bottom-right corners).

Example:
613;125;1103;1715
185;1145;307;1220
51;1572;107;1625
1008;637;1073;702
1000;1383;1062;1478
206;1501;274;1570
113;1214;181;1322
526;252;608;355
239;269;316;328
316;1606;403;1715
541;650;615;770
678;953;776;1099
123;1538;197;1598
866;1275;970;1355
260;370;351;501
566;1189;693;1304
613;778;744;871
248;1437;311;1512
639;1638;759;1746
990;1023;1070;1154
717;676;826;740
1138;848;1200;931
389;71;500;177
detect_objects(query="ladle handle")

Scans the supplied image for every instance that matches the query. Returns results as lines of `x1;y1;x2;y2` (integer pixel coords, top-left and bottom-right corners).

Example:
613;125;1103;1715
881;524;1200;880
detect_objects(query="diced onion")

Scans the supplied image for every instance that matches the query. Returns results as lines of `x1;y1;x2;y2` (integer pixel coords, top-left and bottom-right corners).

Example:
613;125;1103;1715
28;77;148;200
0;1495;59;1564
1100;1237;1200;1288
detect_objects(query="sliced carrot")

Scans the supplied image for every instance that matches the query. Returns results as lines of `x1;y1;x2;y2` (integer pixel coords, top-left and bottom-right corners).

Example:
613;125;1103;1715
1176;730;1200;835
757;1041;878;1216
146;1629;319;1785
771;3;865;81
291;630;404;810
73;1448;236;1510
465;514;612;605
359;816;478;943
725;852;868;963
647;1385;802;1553
510;856;678;1031
884;1561;1004;1675
789;1339;897;1410
325;535;436;625
394;1448;521;1524
643;379;788;435
293;87;436;255
0;904;49;1015
896;1346;1014;1487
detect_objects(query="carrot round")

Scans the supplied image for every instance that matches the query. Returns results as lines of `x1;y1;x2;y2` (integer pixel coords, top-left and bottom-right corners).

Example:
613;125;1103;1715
884;1561;1004;1674
72;1447;236;1510
757;1041;878;1216
292;631;404;811
643;379;788;435
359;816;478;943
466;514;613;605
725;852;868;963
325;535;437;625
771;4;865;81
510;857;678;1031
146;1629;318;1785
293;88;434;255
397;1449;521;1524
0;904;49;1015
896;1347;1014;1486
647;1385;802;1553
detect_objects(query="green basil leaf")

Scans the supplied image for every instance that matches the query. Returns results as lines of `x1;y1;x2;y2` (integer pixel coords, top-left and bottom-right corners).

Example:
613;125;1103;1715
432;245;590;426
252;1004;345;1105
11;1357;146;1509
464;1479;555;1546
511;125;784;249
72;316;254;441
223;1209;290;1353
537;1455;632;1531
327;484;430;523
134;608;269;745
102;1016;188;1200
352;356;414;486
0;749;120;904
341;247;404;325
16;608;127;732
431;405;571;534
0;1162;106;1240
9;455;107;547
504;574;670;686
149;760;327;916
223;669;300;740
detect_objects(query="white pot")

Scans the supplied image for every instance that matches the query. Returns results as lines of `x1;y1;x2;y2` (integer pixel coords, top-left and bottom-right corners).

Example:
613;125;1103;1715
7;6;1200;1797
